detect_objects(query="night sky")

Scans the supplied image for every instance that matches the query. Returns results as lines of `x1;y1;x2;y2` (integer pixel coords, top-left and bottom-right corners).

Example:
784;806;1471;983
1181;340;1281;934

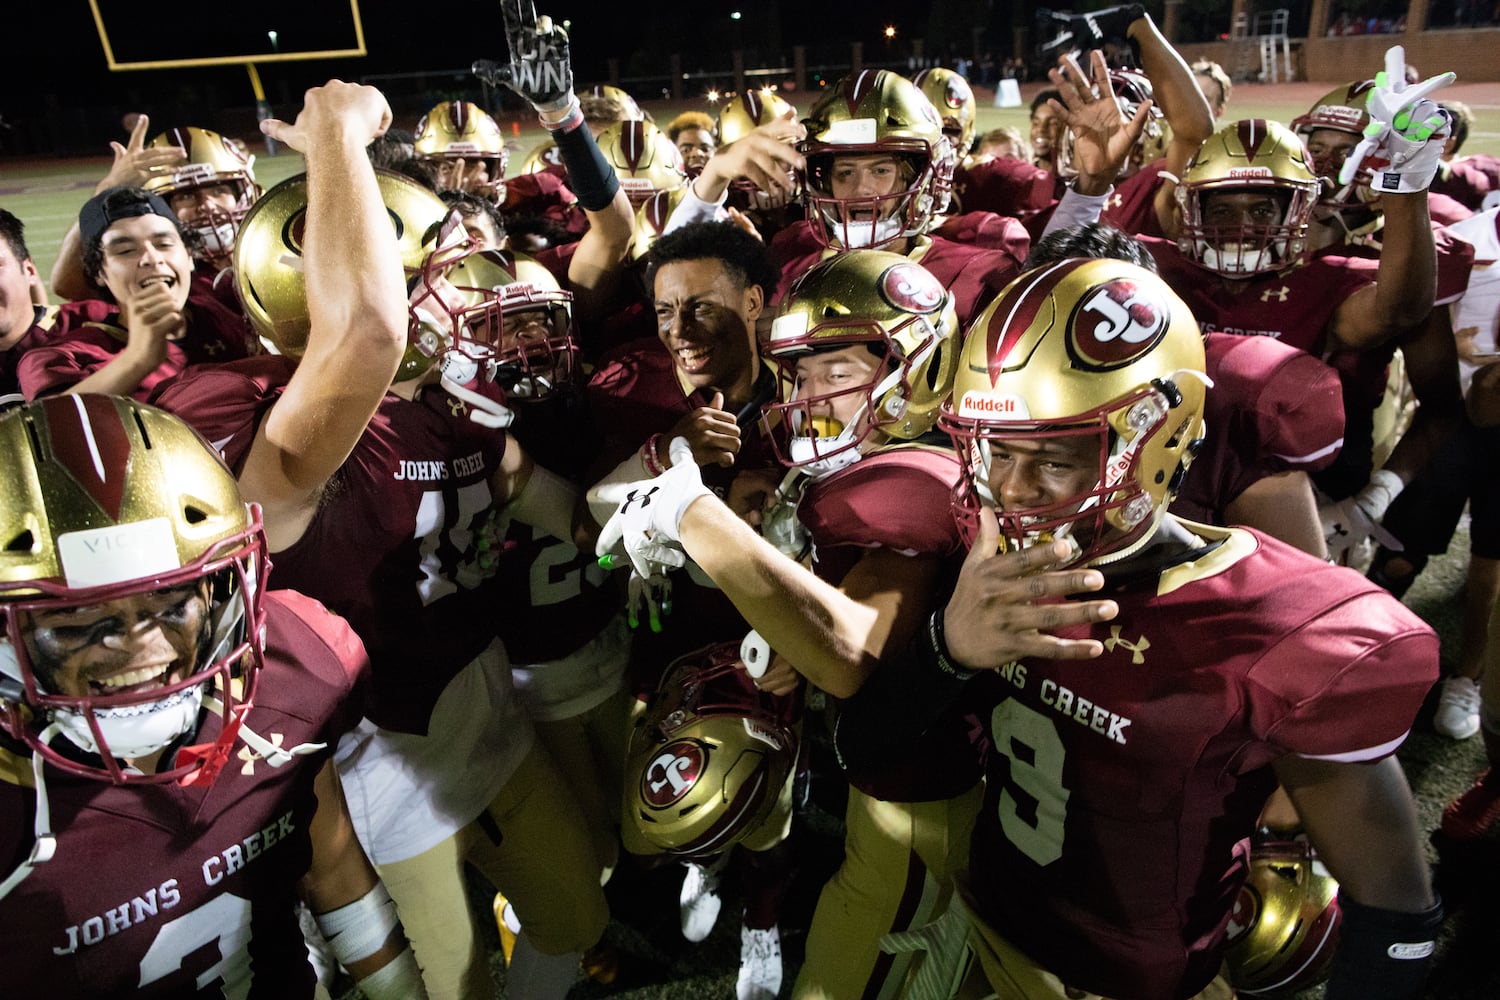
13;0;962;99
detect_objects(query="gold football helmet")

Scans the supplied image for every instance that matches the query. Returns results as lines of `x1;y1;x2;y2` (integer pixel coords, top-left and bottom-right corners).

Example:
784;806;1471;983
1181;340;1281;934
939;258;1207;567
414;100;510;191
1055;69;1169;181
763;251;959;476
1175;119;1320;278
597;120;688;207
800;70;954;249
143;126;262;259
716;89;802;208
913;67;978;159
581;83;646;122
234;169;472;381
1224;840;1342;996
717;88;799;146
519;139;566;176
442;249;577;401
629;186;689;264
0;396;267;785
624;641;799;859
1291;81;1378;205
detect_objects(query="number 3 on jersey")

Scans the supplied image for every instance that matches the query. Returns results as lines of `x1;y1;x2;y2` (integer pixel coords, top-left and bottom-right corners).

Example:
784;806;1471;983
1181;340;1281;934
991;698;1069;866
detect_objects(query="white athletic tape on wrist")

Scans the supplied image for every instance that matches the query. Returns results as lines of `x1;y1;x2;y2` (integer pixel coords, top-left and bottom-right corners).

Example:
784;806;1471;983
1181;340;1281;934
314;882;400;967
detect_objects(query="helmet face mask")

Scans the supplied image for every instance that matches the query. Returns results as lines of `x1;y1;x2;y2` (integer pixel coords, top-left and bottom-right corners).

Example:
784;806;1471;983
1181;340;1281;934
800;71;954;249
938;258;1207;567
144;127;261;261
1176;119;1319;279
764;252;958;477
441;249;578;401
0;396;268;785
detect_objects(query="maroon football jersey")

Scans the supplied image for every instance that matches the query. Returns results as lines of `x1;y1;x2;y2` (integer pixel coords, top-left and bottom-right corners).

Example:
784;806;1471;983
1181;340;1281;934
951;155;1056;220
963;528;1436;999
1144;236;1378;357
769;221;1025;329
18;288;254;401
929;211;1034;259
797;446;981;802
1433;154;1500;212
154;357;511;735
1171;333;1345;524
1100;159;1170;239
0;591;366;997
1;304;65;408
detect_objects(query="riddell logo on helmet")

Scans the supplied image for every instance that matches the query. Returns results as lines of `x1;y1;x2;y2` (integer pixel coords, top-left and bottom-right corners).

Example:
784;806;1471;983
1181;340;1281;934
1313;105;1364;129
642;740;706;808
957;391;1028;418
1226;167;1272;179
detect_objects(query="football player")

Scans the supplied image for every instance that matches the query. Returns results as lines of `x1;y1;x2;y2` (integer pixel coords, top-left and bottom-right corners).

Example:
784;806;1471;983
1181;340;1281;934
750;251;984;1000
0;396;424;999
414;99;510;201
142;126;263;270
17;185;255;401
586;221;795;1000
1433;100;1500;211
0;209;47;408
160;19;632;997
831;258;1440;1000
1152;57;1464;563
1375;205;1500;745
666;110;718;178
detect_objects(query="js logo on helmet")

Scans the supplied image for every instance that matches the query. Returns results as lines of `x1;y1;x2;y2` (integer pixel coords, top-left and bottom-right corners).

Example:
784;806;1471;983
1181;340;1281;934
878;262;945;314
642;740;706;807
1068;279;1169;371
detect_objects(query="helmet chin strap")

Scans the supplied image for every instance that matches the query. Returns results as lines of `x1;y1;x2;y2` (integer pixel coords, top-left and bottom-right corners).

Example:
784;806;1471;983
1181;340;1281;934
437;348;515;428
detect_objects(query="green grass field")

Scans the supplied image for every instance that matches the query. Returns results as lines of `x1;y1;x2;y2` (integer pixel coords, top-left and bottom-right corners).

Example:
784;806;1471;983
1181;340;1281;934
5;79;1497;290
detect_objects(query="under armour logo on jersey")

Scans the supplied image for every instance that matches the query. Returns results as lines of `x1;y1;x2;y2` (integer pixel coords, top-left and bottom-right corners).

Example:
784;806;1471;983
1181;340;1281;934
202;340;226;356
237;733;287;775
1260;285;1291;303
1107;192;1124;210
622;485;661;513
1103;626;1150;664
448;397;468;418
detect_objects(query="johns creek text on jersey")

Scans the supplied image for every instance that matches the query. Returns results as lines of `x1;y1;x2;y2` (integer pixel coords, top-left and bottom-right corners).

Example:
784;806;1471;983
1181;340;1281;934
50;809;296;956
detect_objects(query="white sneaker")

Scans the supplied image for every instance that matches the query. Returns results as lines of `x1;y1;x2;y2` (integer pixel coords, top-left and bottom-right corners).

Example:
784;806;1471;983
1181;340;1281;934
737;924;783;1000
679;861;724;943
1435;676;1482;740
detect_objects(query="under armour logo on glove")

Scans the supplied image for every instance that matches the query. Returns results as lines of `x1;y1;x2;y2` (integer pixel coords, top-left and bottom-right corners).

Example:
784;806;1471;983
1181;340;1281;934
622;485;661;513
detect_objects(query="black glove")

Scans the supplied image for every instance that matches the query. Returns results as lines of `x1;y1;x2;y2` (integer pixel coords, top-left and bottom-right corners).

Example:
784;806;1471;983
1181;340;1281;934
472;0;574;117
1035;4;1145;61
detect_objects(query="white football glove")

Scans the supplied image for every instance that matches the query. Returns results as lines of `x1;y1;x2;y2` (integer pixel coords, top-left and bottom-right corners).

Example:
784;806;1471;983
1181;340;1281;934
1319;469;1404;563
595;436;712;583
1339;46;1455;195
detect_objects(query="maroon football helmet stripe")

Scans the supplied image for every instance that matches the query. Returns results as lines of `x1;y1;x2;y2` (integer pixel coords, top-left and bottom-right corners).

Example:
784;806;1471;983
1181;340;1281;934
984;260;1081;382
40;395;132;521
1238;119;1270;162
